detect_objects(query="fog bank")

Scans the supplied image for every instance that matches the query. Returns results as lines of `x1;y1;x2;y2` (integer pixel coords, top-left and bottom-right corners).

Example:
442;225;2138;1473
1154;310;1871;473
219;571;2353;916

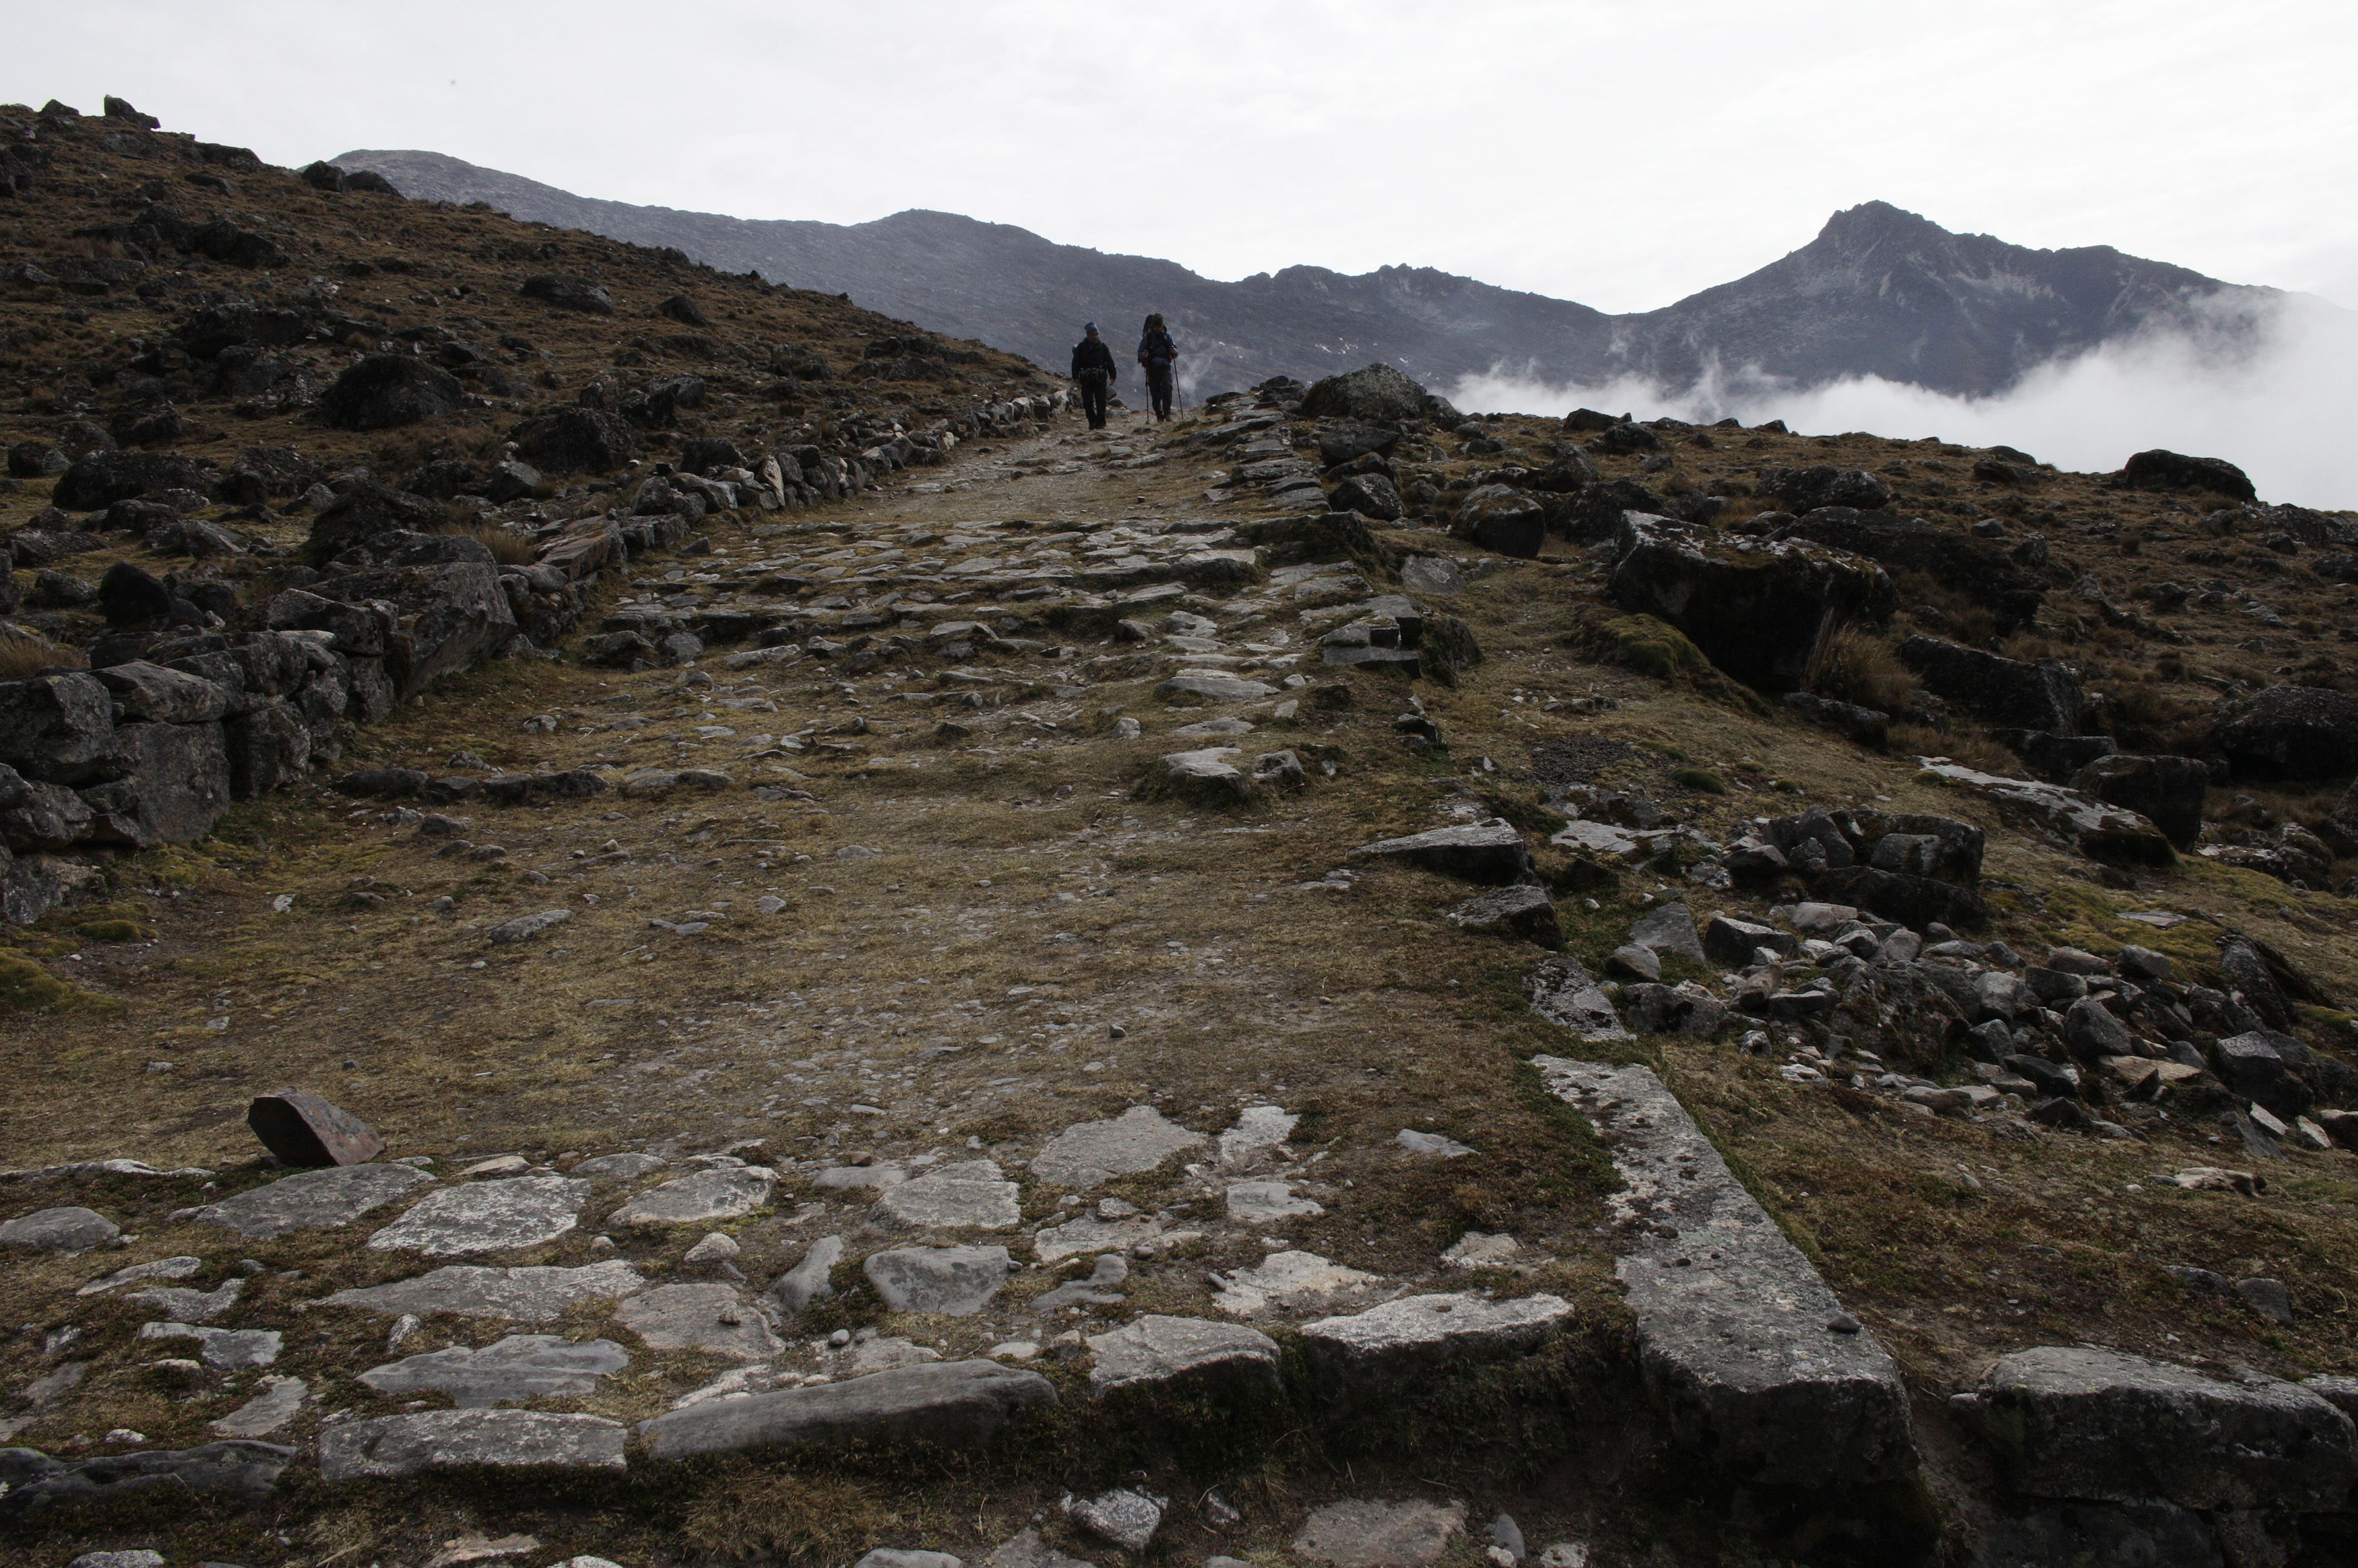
1451;294;2358;511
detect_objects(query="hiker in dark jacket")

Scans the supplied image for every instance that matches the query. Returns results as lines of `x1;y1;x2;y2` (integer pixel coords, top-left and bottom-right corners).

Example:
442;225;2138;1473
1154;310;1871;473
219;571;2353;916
1070;323;1116;429
1137;313;1178;420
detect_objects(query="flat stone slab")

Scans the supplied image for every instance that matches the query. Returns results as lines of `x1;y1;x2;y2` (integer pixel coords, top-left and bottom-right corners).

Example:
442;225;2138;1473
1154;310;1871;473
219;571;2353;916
318;1410;627;1480
1356;821;1532;884
138;1322;282;1369
1033;1212;1163;1263
1065;1487;1164;1553
877;1161;1021;1230
857;1553;963;1568
984;1529;1093;1568
569;1152;666;1179
1294;1499;1467;1568
1087;1314;1280;1396
1533;1056;1919;1487
0;1206;119;1253
1218;1104;1296;1164
1029;1107;1205;1187
129;1280;241;1321
0;1440;293;1516
360;1335;630;1407
321;1261;646;1321
210;1375;305;1438
1211;1249;1377;1317
195;1163;435;1239
1525;958;1627;1041
1157;674;1277;703
607;1166;774;1225
769;1235;845;1313
80;1255;203;1295
1226;1180;1323;1222
864;1245;1016;1315
1626;901;1706;962
367;1176;588;1256
638;1359;1056;1461
1953;1345;2358;1511
1301;1292;1572;1382
615;1284;783;1360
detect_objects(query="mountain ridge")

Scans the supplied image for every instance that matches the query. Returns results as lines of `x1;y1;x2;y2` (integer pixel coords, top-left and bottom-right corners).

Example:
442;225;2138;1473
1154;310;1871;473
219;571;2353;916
338;146;2271;402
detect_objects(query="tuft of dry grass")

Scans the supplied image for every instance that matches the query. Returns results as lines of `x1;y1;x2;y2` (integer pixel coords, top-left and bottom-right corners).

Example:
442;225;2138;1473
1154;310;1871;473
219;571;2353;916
445;521;540;565
1811;625;1918;714
0;626;79;678
680;1468;896;1566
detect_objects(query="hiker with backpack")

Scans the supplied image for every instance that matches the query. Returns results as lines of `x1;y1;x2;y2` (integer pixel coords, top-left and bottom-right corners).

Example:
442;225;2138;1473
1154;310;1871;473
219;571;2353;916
1137;313;1178;420
1070;322;1116;430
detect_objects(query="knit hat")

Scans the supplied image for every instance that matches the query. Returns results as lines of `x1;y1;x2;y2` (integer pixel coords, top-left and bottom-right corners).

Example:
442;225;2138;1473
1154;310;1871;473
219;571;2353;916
1084;322;1098;335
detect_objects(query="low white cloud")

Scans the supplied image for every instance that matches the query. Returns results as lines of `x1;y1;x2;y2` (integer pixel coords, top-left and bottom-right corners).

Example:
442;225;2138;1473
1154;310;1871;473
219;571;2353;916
1451;293;2358;511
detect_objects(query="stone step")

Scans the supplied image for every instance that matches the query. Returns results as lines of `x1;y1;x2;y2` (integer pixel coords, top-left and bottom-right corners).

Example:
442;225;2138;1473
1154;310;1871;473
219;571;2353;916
1531;1055;1919;1489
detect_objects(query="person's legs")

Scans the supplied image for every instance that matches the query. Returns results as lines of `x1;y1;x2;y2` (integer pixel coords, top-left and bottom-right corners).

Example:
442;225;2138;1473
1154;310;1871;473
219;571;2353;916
1149;364;1174;419
1080;372;1108;428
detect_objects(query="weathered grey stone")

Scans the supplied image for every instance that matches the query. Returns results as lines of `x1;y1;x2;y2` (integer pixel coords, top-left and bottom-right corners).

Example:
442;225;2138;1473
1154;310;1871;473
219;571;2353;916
1294;1499;1467;1568
1401;556;1465;595
1033;1212;1163;1264
1395;1130;1473;1158
1226;1180;1323;1222
638;1359;1056;1460
317;1409;627;1480
1219;1104;1296;1164
877;1161;1021;1231
569;1152;666;1179
196;1162;434;1239
616;1284;784;1360
1157;674;1277;704
1211;1249;1377;1316
857;1553;963;1568
1525;956;1628;1041
368;1176;587;1256
608;1165;773;1224
1161;746;1252;799
0;1205;119;1252
1029;1107;1204;1187
0;1440;293;1517
78;1255;203;1295
1627;901;1706;962
359;1335;629;1406
138;1321;282;1368
1064;1487;1164;1553
1446;884;1560;946
1534;1056;1919;1487
769;1235;845;1313
245;1088;383;1166
321;1260;646;1321
1954;1345;2357;1510
68;1553;165;1568
1086;1314;1280;1397
1300;1293;1572;1384
983;1530;1093;1568
129;1279;241;1321
863;1245;1015;1315
486;907;571;944
210;1375;305;1437
1356;820;1533;884
1032;1253;1128;1315
1702;913;1797;965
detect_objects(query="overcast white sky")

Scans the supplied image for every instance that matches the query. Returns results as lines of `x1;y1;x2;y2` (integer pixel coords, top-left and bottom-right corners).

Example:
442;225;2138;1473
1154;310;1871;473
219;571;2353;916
9;1;2356;314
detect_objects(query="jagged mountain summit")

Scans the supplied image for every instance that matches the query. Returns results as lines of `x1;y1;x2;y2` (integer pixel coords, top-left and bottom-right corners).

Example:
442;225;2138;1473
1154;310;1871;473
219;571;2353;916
337;148;2267;399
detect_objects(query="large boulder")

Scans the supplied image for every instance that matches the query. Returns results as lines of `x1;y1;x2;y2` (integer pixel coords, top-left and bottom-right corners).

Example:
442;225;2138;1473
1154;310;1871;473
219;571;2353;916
52;449;208;511
79;721;231;846
1298;364;1453;425
1327;471;1402;521
1455;486;1544;558
1754;466;1890;513
2072;754;2207;849
315;562;517;696
1608;513;1894;692
1552;477;1671;542
306;482;447;566
2210;686;2358;779
320;355;465;431
1316;422;1399;467
1779;509;2044;632
519;273;615;314
2117;449;2256;502
0;672;117;783
1899;636;2082;733
509;407;637;474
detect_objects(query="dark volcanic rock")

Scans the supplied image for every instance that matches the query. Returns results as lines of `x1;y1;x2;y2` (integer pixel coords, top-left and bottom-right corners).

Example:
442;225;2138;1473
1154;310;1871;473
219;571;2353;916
1316;422;1399;467
510;407;637;474
1455;486;1543;557
1779;508;2043;632
321;354;466;431
52;449;208;511
0;672;117;784
1553;477;1671;542
1328;471;1402;521
520;272;615;314
2072;754;2208;849
1754;466;1891;513
98;562;176;627
2210;686;2358;779
1609;513;1894;692
1899;636;2082;733
247;1088;385;1166
1298;363;1453;424
306;482;447;566
2119;449;2256;502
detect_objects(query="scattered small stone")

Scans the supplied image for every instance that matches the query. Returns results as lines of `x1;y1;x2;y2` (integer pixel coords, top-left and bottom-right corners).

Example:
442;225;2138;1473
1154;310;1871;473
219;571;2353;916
1294;1499;1468;1568
683;1231;741;1265
1395;1129;1473;1158
1064;1487;1166;1553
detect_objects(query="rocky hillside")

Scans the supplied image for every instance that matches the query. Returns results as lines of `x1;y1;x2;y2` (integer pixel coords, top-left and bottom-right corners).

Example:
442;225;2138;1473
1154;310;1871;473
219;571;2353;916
7;94;2358;1568
339;149;2274;401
